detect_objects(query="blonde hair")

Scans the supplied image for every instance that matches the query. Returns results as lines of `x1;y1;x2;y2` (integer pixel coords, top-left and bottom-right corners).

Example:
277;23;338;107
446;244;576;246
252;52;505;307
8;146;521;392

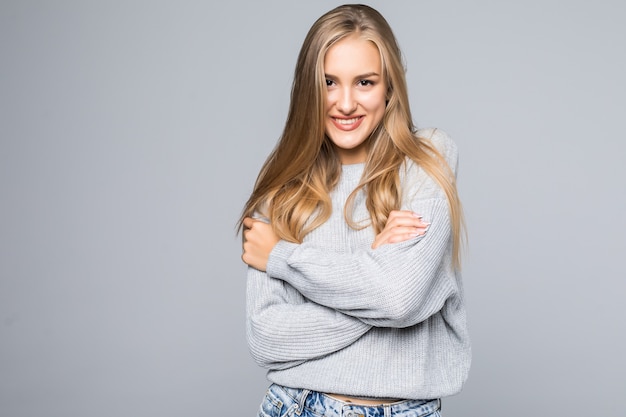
239;4;465;268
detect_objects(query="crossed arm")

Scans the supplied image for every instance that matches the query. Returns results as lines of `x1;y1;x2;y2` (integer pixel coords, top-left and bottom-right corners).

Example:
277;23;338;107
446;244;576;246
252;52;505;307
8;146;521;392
242;208;448;368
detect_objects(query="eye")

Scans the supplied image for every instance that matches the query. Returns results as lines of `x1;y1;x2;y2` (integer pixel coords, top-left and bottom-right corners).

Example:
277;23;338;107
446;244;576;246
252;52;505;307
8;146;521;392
325;79;335;87
358;79;374;87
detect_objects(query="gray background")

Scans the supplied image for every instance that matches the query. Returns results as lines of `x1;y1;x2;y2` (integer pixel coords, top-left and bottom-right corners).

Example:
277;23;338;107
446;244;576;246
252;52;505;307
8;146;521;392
1;1;625;416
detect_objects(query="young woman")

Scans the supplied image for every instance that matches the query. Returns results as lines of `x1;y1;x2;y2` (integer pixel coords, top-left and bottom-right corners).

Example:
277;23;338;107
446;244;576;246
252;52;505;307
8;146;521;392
240;4;470;417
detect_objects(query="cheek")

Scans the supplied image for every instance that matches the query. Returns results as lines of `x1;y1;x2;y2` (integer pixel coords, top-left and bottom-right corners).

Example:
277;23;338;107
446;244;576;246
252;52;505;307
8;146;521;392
324;94;333;113
367;99;387;120
363;90;387;112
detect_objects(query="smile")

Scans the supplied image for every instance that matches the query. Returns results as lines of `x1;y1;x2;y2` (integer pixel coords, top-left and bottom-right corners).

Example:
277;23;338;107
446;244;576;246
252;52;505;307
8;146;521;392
331;116;364;131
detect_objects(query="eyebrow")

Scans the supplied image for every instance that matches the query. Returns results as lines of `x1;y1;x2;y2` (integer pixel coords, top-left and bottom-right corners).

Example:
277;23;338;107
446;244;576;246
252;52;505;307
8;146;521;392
325;72;381;80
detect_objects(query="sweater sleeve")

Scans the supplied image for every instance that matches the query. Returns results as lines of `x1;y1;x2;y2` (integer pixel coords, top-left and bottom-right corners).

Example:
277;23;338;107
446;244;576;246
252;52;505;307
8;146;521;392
266;197;456;328
246;265;372;369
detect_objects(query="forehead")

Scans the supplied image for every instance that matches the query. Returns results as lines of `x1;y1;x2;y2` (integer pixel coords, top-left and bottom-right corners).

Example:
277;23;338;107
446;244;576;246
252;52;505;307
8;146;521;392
323;34;381;74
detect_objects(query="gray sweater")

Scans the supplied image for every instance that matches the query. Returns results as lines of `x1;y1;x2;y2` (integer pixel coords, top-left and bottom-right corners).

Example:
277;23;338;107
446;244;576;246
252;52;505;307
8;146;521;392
246;128;471;400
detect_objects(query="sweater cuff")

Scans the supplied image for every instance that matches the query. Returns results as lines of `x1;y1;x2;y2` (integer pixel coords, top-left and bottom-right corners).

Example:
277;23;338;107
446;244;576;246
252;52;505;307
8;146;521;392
267;240;299;279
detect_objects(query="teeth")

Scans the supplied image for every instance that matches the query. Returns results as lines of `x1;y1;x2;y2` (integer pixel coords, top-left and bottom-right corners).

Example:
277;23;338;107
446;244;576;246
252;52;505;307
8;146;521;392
335;117;359;125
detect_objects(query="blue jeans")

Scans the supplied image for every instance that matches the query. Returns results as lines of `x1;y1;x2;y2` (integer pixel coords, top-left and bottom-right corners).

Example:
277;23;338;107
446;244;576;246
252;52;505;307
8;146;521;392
258;384;442;417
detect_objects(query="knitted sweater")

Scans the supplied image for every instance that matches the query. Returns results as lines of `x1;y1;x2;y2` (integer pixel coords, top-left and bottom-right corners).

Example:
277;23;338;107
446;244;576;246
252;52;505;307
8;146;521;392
246;128;471;400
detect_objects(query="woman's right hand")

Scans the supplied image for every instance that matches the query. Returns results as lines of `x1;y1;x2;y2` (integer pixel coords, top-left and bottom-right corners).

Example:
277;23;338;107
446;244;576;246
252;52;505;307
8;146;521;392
371;210;430;249
241;217;280;272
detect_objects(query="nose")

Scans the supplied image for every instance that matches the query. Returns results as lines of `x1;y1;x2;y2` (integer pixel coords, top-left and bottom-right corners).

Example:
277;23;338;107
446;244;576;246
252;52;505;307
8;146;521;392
337;87;357;114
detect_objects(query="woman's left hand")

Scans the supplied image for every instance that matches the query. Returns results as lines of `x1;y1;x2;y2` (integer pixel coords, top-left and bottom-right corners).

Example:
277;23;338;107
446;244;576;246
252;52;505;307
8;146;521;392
372;210;430;249
242;217;280;272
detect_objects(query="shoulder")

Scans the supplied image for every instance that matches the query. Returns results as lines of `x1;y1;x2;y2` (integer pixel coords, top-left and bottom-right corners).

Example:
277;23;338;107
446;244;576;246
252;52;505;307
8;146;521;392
416;127;459;174
398;128;459;201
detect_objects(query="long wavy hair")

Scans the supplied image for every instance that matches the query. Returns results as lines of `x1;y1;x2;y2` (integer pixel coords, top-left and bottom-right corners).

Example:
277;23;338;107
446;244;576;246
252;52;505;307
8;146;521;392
239;4;465;268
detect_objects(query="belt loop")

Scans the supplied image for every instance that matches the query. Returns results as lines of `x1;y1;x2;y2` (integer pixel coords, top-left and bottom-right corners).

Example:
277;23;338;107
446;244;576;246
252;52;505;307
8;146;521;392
295;389;310;416
383;404;391;417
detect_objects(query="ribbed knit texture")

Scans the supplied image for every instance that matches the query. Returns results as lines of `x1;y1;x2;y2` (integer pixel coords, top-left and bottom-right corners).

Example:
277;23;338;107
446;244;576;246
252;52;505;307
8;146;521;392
246;128;471;399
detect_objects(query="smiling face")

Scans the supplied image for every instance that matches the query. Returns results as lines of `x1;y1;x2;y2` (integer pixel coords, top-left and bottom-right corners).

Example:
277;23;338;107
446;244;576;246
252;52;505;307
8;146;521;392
324;34;387;164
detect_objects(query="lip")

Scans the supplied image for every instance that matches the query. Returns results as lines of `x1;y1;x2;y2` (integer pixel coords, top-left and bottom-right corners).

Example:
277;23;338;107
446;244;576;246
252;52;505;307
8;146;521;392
330;116;364;131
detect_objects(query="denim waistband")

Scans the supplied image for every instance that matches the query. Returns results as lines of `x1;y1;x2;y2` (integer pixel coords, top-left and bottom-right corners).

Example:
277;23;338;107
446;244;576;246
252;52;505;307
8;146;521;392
266;383;440;417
